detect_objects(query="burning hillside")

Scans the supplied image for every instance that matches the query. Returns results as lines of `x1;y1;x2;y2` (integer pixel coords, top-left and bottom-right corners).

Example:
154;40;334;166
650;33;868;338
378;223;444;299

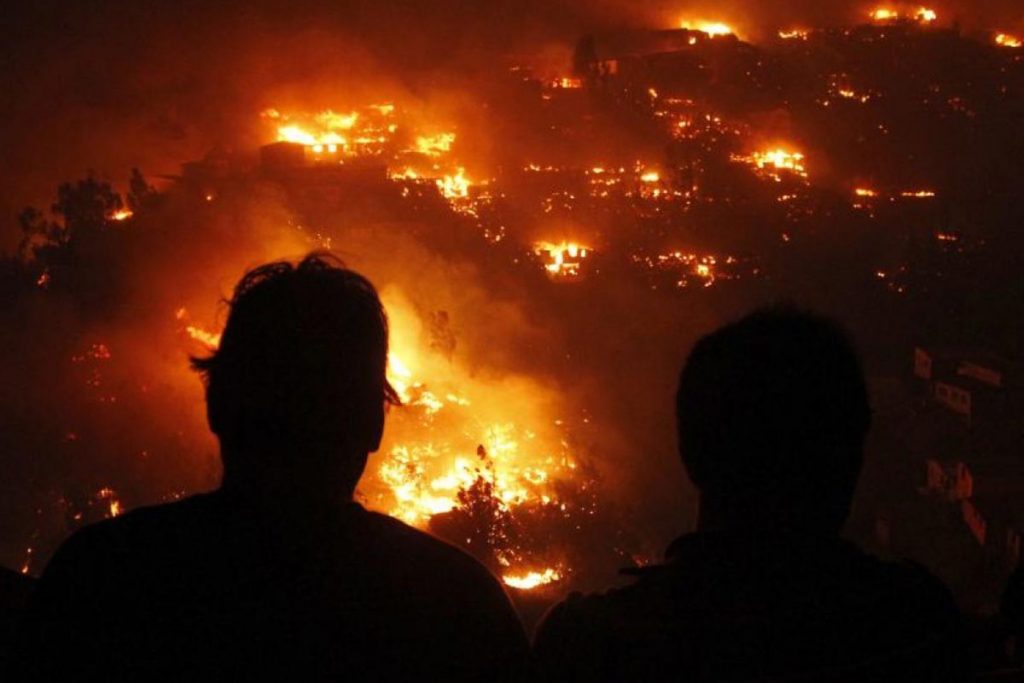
5;1;1024;622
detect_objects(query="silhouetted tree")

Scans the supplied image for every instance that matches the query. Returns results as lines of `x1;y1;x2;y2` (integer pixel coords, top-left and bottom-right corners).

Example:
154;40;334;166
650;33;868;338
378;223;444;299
126;168;155;212
17;207;63;259
51;177;122;237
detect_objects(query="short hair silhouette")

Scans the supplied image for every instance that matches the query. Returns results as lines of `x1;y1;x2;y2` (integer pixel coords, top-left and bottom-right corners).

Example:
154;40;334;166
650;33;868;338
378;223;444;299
676;306;871;532
191;252;398;493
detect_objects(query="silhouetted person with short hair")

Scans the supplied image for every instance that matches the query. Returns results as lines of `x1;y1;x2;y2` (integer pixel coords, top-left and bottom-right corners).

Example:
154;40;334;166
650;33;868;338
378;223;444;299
18;254;528;680
534;307;965;681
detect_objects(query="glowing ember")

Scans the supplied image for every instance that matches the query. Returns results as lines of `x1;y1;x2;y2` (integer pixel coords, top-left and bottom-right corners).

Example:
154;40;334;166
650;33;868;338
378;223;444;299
109;209;133;221
640;170;660;183
855;188;879;197
680;21;734;37
778;29;810;40
502;567;564;590
900;190;936;198
996;34;1022;48
870;8;900;22
534;241;590;278
549;77;583;89
96;487;122;518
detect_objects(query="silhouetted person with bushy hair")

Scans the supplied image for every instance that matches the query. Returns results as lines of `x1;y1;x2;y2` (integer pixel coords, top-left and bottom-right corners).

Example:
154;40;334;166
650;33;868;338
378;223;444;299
534;307;965;681
18;254;527;680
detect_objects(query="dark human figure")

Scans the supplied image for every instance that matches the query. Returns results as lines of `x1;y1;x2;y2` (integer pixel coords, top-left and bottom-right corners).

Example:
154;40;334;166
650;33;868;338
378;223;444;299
0;567;32;676
534;307;966;681
18;254;528;680
996;565;1024;668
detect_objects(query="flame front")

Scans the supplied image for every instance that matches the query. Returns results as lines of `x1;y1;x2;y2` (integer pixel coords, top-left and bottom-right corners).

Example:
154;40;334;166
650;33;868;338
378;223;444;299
680;20;735;37
503;567;564;590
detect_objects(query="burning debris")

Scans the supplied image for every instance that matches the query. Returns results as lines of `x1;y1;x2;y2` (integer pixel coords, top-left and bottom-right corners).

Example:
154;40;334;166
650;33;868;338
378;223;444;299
534;241;591;279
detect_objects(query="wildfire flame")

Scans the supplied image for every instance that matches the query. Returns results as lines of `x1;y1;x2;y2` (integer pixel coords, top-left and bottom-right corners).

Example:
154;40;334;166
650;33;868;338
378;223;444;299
96;487;122;518
733;148;808;181
534;241;590;278
175;308;223;349
262;105;399;154
550;77;583;89
870;6;937;23
437;168;471;199
996;34;1022;48
679;20;735;37
502;567;564;590
778;29;810;40
415;133;456;157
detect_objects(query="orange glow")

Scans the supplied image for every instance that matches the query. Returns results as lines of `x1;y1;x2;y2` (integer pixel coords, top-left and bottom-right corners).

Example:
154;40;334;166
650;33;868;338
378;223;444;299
109;209;133;222
96;487;122;518
550;77;583;89
996;33;1022;48
263;105;398;154
415;132;456;157
855;188;879;197
437;168;470;199
869;6;937;23
778;28;810;40
370;292;580;537
186;326;222;349
900;190;936;198
175;308;223;350
733;148;808;181
680;20;735;37
534;241;590;278
915;7;937;22
502;567;564;590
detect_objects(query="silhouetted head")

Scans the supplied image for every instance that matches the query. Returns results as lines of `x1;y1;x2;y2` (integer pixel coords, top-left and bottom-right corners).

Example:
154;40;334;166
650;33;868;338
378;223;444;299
192;253;398;498
676;307;871;535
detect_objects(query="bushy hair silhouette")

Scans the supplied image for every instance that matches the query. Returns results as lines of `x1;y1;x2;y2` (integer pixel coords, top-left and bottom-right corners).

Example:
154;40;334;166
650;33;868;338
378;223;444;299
192;253;399;491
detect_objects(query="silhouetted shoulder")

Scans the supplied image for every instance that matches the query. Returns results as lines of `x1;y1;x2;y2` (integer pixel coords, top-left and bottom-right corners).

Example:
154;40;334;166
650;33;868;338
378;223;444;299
20;494;527;680
357;508;527;614
535;533;966;681
0;566;33;675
